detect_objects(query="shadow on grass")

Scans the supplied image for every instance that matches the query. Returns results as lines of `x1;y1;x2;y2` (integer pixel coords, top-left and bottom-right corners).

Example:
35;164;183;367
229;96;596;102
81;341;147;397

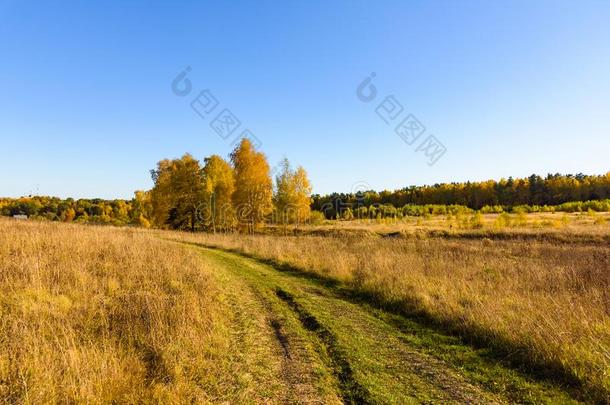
274;288;372;404
176;239;598;404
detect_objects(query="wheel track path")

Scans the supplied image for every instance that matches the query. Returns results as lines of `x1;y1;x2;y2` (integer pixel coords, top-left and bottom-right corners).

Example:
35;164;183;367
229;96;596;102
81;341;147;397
187;242;583;404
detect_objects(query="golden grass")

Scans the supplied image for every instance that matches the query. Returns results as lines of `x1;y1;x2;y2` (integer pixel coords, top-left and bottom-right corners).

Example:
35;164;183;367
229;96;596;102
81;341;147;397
2;216;608;401
178;227;610;401
0;218;230;403
274;212;610;240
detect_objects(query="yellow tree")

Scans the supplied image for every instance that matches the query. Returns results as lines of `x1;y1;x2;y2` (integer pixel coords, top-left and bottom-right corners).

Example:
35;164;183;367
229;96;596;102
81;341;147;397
149;158;173;227
273;158;312;229
292;166;313;223
63;208;76;222
273;158;293;227
132;190;153;227
230;139;272;232
150;154;205;231
202;155;235;232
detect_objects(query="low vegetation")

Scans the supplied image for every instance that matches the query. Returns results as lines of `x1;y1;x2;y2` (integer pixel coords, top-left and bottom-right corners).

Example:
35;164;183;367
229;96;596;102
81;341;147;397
0;218;235;402
1;214;607;402
198;246;581;403
276;211;610;243
176;226;610;402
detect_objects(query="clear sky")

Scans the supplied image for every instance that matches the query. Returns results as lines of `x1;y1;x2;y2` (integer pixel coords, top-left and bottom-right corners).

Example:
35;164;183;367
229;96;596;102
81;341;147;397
1;0;609;199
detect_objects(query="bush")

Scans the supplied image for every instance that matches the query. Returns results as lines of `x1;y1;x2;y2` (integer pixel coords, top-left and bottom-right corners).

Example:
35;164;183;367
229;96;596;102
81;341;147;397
309;210;326;225
494;212;512;228
480;205;504;214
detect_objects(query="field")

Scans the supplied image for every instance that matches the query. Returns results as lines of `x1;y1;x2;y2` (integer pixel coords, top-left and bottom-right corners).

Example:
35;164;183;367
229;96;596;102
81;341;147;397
1;216;609;403
0;219;232;402
270;211;610;240
178;213;610;403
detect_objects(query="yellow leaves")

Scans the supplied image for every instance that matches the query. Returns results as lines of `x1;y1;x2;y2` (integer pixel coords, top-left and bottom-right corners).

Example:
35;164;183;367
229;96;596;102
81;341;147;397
150;154;205;230
273;159;312;224
64;208;76;222
230;139;273;228
202;155;235;231
138;214;151;228
147;141;311;232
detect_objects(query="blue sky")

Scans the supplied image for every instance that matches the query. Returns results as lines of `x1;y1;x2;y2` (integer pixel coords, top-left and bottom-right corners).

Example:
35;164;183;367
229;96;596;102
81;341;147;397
1;0;609;199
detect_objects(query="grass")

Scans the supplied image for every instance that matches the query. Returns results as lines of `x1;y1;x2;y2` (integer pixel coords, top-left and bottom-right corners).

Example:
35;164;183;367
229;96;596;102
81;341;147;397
0;218;348;403
175;219;610;402
196;245;582;403
266;212;610;243
1;216;607;402
0;218;286;403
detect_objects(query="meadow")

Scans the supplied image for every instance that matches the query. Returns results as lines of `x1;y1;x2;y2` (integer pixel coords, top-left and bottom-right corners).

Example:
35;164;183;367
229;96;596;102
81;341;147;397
1;213;609;403
271;211;610;239
178;212;610;402
0;218;255;403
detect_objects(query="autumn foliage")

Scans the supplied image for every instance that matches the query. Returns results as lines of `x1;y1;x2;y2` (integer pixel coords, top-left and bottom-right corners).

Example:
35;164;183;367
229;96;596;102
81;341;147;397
147;139;312;232
2;151;609;230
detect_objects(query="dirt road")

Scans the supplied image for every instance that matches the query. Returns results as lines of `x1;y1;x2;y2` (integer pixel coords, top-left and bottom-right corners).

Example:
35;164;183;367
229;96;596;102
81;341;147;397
190;244;581;404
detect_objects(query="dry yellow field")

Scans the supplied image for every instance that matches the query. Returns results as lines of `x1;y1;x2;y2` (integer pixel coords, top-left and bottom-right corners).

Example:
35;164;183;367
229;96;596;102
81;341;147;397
267;211;610;239
178;219;610;401
1;216;609;403
0;218;232;403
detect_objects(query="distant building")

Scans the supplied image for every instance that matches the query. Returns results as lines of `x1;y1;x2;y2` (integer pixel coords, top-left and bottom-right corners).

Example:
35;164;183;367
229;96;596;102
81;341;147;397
12;215;28;220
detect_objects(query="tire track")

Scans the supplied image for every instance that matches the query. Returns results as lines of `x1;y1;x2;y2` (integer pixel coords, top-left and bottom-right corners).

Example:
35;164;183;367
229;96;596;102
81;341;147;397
187;242;583;404
275;287;372;404
201;248;343;404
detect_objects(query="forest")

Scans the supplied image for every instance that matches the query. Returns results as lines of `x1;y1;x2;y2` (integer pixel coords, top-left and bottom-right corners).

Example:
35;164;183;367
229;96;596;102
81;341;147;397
312;172;610;218
2;142;609;228
1;139;312;231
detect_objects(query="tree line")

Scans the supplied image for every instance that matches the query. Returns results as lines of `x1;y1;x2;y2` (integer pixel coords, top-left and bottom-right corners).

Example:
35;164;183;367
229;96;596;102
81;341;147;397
312;172;610;218
1;139;313;230
2;150;609;227
0;196;144;225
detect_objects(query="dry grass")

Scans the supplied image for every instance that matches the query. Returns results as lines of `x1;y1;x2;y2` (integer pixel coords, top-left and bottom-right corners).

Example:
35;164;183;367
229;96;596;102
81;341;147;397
2;216;608;401
178;226;610;401
273;212;610;241
0;218;230;403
